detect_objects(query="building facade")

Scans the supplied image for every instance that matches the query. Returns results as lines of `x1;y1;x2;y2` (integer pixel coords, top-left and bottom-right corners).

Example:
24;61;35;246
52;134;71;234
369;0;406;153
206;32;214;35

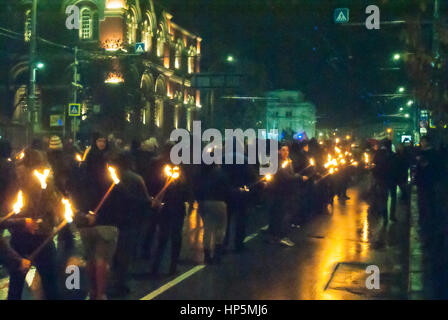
0;0;202;146
265;90;316;140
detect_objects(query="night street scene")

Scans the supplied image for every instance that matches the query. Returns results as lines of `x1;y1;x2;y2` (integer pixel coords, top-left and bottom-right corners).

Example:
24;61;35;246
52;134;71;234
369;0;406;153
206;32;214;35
1;0;448;306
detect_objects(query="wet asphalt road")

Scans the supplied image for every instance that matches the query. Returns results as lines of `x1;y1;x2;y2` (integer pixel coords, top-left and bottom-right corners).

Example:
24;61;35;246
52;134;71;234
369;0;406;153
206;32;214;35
0;186;411;300
132;187;410;300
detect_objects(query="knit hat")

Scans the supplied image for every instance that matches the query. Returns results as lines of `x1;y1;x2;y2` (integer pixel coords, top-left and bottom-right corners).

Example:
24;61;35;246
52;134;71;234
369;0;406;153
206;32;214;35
141;137;159;152
49;136;63;150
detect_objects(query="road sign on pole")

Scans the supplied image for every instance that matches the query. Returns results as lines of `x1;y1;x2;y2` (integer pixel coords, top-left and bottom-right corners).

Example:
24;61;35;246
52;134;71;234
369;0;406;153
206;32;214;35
334;8;349;24
135;42;145;54
68;103;81;116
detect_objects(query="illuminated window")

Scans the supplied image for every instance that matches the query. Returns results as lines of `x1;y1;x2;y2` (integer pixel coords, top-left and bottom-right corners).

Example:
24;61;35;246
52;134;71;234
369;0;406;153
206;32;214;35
175;42;183;69
188;47;196;74
24;10;31;42
106;0;125;9
142;18;153;52
157;29;165;57
127;11;137;44
80;9;92;40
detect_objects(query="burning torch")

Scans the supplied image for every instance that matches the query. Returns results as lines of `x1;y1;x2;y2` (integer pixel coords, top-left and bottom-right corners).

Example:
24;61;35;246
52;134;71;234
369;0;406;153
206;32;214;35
91;165;120;215
153;165;181;205
0;191;24;224
28;198;75;261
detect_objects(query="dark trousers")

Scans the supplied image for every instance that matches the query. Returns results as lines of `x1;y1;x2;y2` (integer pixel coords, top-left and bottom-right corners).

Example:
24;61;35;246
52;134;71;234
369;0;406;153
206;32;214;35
151;205;185;274
268;197;287;238
224;198;248;251
8;235;59;300
112;224;137;289
372;182;397;221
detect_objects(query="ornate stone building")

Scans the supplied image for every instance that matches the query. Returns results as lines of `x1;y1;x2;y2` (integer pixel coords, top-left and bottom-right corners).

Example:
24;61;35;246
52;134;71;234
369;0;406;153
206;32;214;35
0;0;202;145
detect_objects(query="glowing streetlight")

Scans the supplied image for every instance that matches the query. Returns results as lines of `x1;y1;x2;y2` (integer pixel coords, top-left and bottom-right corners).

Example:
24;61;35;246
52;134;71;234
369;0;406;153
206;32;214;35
399;107;404;111
393;53;401;61
226;55;235;63
398;87;405;93
407;100;414;106
405;113;410;118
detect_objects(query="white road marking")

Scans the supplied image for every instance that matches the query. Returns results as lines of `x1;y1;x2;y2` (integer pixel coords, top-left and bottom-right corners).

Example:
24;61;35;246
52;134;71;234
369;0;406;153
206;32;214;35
140;265;206;300
140;224;269;300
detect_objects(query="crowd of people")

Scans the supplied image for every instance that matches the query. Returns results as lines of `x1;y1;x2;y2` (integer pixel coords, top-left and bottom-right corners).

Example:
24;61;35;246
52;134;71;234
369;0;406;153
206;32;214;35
0;131;446;299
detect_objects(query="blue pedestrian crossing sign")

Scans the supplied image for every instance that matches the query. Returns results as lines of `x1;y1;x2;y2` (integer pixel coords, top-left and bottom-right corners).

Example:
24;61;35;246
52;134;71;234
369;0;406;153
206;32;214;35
68;103;81;116
334;8;349;24
135;42;145;54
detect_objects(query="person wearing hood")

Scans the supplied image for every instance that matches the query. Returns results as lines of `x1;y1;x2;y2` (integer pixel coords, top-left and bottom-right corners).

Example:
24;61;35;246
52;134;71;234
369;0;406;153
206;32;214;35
6;148;62;299
0;140;32;284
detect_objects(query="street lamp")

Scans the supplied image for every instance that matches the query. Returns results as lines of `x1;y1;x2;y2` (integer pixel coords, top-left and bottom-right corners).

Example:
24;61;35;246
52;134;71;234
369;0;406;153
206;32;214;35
399;107;404;111
407;100;414;106
405;113;410;118
398;87;405;93
393;53;401;61
226;55;235;63
36;62;44;70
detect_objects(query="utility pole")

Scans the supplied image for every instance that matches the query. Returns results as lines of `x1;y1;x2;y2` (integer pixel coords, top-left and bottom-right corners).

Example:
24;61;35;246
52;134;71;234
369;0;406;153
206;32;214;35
72;46;79;142
432;0;440;59
28;0;39;137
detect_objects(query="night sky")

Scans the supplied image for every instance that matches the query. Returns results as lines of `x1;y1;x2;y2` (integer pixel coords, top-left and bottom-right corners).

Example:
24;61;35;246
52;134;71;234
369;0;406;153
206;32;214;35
162;0;443;128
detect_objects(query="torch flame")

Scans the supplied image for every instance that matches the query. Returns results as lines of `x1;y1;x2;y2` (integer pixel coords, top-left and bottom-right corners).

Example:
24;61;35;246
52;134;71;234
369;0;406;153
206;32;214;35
171;166;180;180
310;158;315;166
164;165;180;180
281;159;291;169
264;174;273;182
329;168;335;174
61;198;73;223
108;166;120;184
16;149;25;160
13;191;24;214
34;169;51;189
164;165;173;177
364;152;369;164
76;154;83;162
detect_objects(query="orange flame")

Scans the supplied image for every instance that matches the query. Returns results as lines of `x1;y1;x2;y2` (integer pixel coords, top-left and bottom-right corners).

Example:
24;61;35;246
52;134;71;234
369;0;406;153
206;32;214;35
12;191;24;214
264;174;273;182
281;159;291;169
34;169;51;189
61;198;74;223
108;166;120;184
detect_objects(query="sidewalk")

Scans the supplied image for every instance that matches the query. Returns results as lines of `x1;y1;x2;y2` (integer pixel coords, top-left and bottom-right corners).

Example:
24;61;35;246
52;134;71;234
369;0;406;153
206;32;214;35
408;186;448;299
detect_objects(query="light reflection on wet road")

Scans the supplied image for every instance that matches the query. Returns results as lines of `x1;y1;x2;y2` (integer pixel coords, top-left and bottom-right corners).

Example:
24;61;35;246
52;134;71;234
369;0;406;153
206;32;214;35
153;187;408;300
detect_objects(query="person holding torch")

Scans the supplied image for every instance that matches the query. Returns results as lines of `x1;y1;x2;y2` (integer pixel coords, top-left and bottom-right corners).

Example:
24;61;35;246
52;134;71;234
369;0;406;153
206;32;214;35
146;141;192;276
0;140;32;286
266;144;309;247
6;148;60;300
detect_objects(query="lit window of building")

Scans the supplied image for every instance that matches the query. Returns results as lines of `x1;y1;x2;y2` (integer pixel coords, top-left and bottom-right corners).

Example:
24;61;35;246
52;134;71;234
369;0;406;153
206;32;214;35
24;10;31;42
80;8;92;40
106;0;125;9
142;18;153;52
127;11;137;45
188;47;196;74
175;42;183;69
157;29;165;57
